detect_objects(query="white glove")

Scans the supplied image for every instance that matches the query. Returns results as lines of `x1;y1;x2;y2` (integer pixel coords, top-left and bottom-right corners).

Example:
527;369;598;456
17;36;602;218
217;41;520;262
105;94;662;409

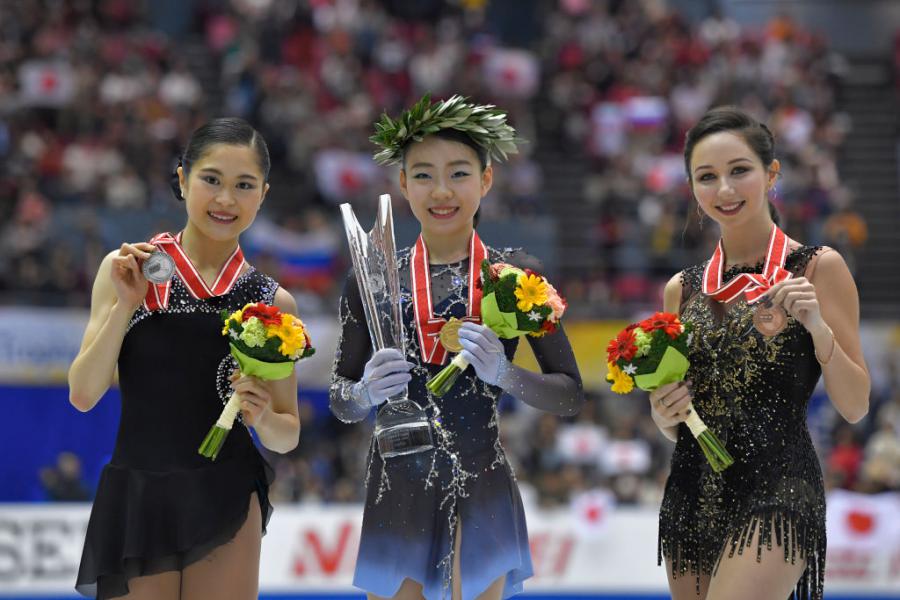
457;323;510;387
352;348;414;408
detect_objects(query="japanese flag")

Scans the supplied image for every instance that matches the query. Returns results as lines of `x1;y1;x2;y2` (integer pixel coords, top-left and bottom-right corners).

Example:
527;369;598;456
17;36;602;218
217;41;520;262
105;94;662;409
18;60;75;107
570;488;615;538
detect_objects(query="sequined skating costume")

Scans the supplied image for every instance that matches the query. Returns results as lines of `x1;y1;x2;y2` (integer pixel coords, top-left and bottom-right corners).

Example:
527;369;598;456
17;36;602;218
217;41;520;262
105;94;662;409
330;247;583;600
76;269;276;599
658;246;826;599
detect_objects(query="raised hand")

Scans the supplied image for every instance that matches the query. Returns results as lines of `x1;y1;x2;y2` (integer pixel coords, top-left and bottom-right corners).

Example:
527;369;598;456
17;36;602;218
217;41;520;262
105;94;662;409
110;242;157;309
764;277;826;333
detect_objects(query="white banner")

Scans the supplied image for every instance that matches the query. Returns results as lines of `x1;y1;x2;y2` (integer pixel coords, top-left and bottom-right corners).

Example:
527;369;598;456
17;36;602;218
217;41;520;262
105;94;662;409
0;308;338;387
0;308;88;383
2;308;897;393
256;502;665;593
1;493;898;596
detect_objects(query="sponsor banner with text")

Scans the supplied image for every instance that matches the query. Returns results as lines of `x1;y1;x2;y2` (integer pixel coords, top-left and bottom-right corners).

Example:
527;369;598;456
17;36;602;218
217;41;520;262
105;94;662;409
1;493;898;596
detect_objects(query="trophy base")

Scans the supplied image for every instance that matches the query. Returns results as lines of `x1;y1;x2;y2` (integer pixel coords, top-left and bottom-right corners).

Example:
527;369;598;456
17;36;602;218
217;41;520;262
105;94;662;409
376;422;434;458
374;400;434;458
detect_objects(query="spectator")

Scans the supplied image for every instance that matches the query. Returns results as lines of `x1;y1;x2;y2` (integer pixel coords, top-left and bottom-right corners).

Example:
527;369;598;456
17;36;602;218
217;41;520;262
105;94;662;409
40;452;91;502
827;424;865;490
859;420;900;492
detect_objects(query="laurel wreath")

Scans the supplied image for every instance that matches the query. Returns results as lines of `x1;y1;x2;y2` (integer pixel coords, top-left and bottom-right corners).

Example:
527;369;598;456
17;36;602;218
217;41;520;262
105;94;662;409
370;94;521;166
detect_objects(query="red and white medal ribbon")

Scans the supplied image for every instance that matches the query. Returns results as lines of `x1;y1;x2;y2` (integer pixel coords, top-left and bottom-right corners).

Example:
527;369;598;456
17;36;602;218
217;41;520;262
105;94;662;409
702;225;793;304
411;232;487;365
143;231;246;311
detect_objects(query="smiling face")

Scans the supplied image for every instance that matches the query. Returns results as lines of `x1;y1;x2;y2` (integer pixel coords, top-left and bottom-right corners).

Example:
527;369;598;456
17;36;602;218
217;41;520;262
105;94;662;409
178;143;269;242
399;135;492;241
689;131;779;228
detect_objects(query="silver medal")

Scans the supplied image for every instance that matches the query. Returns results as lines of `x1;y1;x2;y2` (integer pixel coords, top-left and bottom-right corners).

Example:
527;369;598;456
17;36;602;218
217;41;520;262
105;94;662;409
142;251;176;284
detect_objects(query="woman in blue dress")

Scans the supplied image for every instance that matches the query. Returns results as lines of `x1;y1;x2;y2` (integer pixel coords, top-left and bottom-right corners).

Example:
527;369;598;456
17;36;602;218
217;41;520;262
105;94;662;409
330;96;584;600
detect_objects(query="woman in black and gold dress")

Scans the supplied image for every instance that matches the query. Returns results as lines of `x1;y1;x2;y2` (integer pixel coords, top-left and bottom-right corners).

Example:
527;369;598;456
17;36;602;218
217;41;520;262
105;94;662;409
68;118;300;599
650;107;870;600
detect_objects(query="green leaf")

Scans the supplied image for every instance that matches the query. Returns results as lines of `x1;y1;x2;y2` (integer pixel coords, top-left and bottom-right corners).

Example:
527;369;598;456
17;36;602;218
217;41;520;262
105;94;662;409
369;94;522;166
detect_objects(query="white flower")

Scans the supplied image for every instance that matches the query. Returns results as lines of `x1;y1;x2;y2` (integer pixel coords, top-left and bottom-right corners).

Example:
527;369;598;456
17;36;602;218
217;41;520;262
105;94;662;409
686;332;694;347
623;363;638;375
527;310;542;321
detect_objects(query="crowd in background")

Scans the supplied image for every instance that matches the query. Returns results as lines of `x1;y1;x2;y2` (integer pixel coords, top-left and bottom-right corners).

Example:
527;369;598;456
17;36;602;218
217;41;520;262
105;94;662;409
0;0;870;308
2;0;897;505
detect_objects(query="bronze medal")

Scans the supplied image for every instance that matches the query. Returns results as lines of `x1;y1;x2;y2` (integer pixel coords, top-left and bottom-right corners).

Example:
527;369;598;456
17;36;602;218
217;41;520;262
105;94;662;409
142;251;176;284
753;303;787;337
439;318;464;353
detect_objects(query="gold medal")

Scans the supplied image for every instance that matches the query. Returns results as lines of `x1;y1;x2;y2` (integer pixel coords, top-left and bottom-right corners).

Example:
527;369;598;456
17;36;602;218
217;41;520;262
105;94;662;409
753;303;787;337
439;318;464;353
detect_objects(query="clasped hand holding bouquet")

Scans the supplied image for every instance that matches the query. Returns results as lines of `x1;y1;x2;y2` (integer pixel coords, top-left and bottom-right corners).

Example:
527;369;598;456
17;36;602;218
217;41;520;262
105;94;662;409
606;312;734;473
199;302;315;460
425;260;567;396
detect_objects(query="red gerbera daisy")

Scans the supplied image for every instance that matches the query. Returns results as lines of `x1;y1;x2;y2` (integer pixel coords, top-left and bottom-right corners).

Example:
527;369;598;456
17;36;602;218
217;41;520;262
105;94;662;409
638;311;682;339
242;302;282;326
607;328;638;364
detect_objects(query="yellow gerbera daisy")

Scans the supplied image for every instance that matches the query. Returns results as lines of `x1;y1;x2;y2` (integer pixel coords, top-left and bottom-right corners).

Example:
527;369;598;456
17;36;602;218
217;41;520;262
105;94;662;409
267;314;308;357
221;307;246;335
514;274;549;312
607;362;634;394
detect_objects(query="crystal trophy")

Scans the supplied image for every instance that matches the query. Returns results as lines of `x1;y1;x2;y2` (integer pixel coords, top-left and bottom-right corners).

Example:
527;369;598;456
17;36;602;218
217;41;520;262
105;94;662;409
340;194;434;458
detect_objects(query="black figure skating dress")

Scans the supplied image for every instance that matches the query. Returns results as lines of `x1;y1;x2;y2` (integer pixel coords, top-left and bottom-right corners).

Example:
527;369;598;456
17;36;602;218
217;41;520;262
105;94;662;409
76;268;277;599
658;246;826;599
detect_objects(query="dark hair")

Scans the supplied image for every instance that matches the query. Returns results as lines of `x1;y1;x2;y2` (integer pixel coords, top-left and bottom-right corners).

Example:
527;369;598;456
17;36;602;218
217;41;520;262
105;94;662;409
684;106;780;224
400;128;488;228
170;117;271;201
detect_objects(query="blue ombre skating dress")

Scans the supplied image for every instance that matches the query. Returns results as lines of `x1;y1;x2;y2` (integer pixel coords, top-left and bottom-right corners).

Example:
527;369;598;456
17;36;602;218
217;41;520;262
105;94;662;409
330;246;583;600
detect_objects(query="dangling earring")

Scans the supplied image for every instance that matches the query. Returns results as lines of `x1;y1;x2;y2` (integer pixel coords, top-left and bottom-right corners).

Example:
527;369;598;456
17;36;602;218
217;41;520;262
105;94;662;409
768;168;781;201
696;203;705;229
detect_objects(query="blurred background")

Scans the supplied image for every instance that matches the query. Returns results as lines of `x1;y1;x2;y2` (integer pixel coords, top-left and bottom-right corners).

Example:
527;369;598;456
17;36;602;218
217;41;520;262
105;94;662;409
1;0;898;598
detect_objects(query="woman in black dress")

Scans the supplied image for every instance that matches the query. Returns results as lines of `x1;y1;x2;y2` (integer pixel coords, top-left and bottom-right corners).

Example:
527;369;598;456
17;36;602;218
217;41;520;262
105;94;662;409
650;107;870;599
330;96;584;600
68;118;301;599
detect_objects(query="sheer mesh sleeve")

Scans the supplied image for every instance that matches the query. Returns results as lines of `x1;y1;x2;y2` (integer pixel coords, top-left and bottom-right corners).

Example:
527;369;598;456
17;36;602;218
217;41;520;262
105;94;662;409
329;272;374;423
497;324;584;416
495;249;585;416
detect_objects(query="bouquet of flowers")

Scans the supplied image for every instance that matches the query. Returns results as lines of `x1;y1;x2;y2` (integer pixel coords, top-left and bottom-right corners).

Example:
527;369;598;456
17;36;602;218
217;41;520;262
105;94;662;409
606;312;733;473
199;302;315;460
426;260;567;397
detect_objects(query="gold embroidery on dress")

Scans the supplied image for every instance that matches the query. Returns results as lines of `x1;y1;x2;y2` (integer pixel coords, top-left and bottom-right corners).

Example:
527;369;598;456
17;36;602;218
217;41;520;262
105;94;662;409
657;247;827;600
